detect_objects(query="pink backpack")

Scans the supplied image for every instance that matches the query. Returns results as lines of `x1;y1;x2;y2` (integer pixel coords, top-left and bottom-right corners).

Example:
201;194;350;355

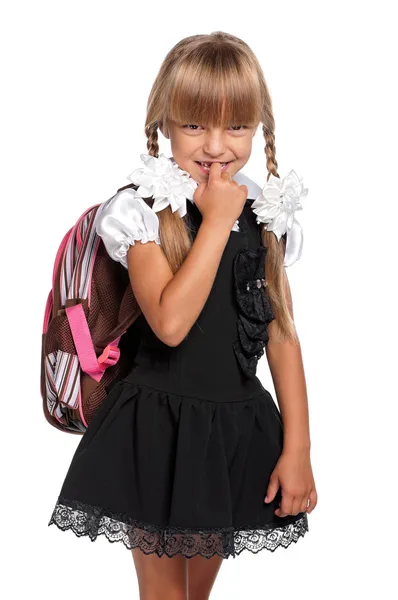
40;184;144;434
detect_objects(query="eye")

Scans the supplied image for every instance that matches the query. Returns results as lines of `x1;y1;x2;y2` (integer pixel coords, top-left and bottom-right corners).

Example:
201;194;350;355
182;124;248;131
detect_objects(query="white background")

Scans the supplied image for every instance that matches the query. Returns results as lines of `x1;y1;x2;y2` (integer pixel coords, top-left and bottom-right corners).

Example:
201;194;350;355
2;0;397;598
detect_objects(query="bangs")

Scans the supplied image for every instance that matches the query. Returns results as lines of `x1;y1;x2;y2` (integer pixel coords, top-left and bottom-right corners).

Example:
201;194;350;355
166;52;261;128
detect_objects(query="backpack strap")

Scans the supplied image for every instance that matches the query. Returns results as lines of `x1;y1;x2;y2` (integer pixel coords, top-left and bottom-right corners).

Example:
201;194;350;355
65;303;121;382
63;201;124;381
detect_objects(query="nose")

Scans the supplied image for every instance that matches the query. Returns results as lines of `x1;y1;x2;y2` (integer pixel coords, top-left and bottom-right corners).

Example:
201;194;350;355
202;129;226;157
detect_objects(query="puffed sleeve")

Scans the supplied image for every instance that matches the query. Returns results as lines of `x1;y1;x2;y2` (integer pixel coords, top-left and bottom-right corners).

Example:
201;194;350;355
95;188;161;269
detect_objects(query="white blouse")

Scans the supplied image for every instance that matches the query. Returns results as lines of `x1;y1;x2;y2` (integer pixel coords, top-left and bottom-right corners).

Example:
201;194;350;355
95;184;252;269
96;188;161;270
95;154;306;269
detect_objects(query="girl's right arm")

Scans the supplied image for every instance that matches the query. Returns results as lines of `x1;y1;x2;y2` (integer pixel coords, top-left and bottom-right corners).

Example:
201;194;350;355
126;219;231;346
127;162;247;346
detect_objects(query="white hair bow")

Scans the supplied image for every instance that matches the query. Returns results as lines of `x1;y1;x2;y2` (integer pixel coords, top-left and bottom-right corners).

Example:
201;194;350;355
126;153;198;218
251;170;308;267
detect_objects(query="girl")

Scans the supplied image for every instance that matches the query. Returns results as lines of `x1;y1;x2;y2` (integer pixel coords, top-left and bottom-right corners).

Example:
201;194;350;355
48;31;317;599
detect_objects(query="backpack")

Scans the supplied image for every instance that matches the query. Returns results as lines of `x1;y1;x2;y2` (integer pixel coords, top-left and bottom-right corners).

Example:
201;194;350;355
40;183;146;434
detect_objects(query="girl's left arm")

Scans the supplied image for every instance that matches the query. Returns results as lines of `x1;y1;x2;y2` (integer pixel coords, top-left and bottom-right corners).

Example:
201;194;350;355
264;276;318;516
266;335;311;453
265;277;311;454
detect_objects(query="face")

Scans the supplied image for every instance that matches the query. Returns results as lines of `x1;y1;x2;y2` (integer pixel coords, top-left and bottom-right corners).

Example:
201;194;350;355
161;118;257;184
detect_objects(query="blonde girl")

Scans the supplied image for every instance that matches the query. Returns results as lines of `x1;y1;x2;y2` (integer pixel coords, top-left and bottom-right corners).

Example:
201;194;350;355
49;30;317;600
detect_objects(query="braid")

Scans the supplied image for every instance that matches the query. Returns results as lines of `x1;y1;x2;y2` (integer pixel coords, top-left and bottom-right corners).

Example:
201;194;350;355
145;122;160;157
258;124;297;341
142;119;192;273
262;125;279;181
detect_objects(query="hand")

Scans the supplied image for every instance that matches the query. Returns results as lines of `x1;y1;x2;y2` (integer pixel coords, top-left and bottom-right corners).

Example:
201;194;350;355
193;162;248;232
264;449;318;516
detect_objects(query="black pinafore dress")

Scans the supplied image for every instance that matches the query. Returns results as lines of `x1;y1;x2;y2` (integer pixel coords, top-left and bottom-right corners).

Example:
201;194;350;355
48;198;309;559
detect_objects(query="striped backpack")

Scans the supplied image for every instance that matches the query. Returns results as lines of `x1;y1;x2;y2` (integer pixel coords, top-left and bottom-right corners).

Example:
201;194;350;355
40;184;144;434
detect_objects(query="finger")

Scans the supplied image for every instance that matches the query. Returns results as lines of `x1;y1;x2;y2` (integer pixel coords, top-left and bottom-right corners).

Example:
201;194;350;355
221;166;232;179
264;475;279;503
275;492;293;517
239;184;248;197
290;496;303;516
193;181;207;201
208;161;222;183
306;488;318;513
300;497;309;513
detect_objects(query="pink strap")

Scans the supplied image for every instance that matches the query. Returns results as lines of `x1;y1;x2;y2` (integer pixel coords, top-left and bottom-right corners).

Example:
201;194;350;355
65;303;121;382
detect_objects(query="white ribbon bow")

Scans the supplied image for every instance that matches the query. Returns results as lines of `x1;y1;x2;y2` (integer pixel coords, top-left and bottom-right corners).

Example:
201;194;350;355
126;153;198;218
251;170;308;267
127;155;308;266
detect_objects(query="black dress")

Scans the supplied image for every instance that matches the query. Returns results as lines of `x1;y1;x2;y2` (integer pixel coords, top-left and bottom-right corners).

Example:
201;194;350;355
48;196;309;559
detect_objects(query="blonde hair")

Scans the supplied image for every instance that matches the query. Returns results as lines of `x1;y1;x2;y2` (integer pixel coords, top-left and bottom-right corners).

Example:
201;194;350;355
143;31;298;342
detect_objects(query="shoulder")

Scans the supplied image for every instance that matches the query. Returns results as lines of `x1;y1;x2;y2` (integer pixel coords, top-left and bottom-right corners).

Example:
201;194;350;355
95;184;160;269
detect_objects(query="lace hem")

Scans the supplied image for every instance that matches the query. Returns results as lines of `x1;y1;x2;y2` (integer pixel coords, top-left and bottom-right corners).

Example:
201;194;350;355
48;496;309;559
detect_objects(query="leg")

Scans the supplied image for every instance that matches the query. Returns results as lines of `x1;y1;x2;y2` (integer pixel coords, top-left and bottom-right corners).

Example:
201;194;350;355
131;546;188;600
187;554;224;600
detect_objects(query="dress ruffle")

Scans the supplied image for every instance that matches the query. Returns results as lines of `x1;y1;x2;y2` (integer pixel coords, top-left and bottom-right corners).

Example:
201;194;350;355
232;246;275;378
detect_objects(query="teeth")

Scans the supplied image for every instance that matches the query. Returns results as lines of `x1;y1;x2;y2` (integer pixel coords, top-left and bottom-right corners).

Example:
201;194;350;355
200;162;227;167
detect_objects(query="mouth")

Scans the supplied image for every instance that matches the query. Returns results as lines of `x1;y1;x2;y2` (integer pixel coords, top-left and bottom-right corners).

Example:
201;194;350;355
195;161;232;173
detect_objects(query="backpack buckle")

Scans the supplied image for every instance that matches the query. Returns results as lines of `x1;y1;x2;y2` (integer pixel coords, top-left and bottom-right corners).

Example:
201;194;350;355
98;344;120;368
